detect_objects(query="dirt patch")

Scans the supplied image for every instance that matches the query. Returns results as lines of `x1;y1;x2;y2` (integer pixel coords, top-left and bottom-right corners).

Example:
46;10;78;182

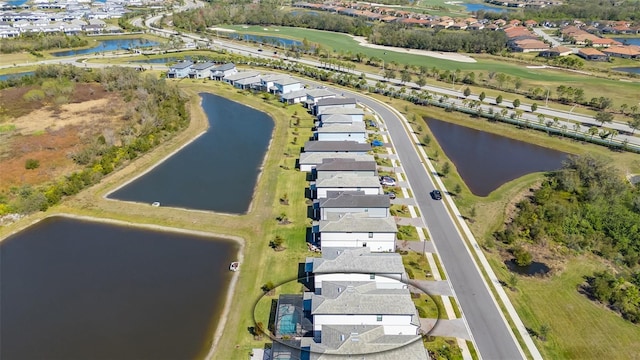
0;84;126;191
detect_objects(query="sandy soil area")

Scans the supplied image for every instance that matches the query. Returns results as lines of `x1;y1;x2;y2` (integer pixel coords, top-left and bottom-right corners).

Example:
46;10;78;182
351;35;477;63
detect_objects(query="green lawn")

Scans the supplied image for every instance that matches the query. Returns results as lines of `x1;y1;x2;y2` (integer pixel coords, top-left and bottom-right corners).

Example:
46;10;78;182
491;256;640;359
402;250;434;280
412;293;447;319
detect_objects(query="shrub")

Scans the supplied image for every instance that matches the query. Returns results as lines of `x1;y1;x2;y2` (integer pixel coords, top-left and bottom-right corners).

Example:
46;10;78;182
23;89;45;101
417;306;427;318
25;159;40;170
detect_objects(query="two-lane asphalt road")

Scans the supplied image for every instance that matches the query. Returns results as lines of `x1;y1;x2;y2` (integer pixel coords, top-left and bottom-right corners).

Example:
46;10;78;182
336;87;526;360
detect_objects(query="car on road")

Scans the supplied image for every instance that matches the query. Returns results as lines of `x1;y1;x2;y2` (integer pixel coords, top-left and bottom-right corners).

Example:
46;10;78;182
430;190;442;200
380;176;396;186
385;192;396;200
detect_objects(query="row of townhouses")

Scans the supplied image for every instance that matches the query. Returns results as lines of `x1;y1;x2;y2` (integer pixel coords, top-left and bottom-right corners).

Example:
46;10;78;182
242;77;429;358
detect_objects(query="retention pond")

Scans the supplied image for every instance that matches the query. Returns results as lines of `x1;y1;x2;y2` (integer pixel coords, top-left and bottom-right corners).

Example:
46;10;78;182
425;117;568;196
0;216;238;360
109;93;274;214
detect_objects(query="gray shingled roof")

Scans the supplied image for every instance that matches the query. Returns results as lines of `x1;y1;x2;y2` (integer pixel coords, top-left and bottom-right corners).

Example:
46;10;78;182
235;75;262;85
318;213;397;233
311;282;415;315
312;248;404;274
260;74;288;83
170;61;193;70
304;141;371;153
191;62;215;71
316;97;357;106
320;114;355;124
281;89;308;100
307;88;336;98
212;63;235;71
318;191;388;208
315;158;376;172
299;153;374;166
301;325;428;359
275;77;301;86
321;107;365;115
315;174;382;189
224;71;260;81
316;123;366;133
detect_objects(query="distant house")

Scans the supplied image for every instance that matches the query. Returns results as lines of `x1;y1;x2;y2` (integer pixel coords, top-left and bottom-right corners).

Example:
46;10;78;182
210;63;237;80
167;61;193;78
317;190;389;219
307;281;419;333
314;97;358;115
313;174;382;198
298;153;375;172
539;46;573;57
314;158;378;181
222;71;260;87
188;62;216;79
316;123;367;143
273;77;302;94
303;140;371;154
259;73;289;93
280;89;309;104
318;107;365;123
314;213;397;251
510;38;549;52
306;247;407;290
602;46;640;59
305;88;337;107
577;48;608;61
234;74;263;90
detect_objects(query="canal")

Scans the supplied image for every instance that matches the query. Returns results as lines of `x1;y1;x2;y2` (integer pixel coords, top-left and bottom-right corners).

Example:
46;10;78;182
108;93;274;214
0;216;238;360
425;117;568;196
51;38;158;57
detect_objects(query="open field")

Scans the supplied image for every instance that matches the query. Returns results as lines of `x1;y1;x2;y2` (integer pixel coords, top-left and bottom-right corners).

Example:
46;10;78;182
373;93;640;359
490;256;640;359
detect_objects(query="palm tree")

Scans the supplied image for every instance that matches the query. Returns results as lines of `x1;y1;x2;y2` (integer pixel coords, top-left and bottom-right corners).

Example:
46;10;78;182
573;122;580;136
588;126;599;139
537;114;546;125
609;129;619;145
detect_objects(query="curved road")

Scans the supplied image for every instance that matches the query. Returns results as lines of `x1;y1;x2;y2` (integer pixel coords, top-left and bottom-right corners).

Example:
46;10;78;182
335;86;526;360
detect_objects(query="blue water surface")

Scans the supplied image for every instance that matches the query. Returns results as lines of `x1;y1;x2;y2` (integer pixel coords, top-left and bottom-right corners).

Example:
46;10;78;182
51;38;158;57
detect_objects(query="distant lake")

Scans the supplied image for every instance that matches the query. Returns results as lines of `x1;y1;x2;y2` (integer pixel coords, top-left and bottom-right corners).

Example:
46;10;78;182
109;93;274;214
0;216;238;360
230;33;303;48
463;2;509;13
614;67;640;74
51;38;158;57
0;71;34;81
613;37;640;46
425;117;568;196
3;0;28;5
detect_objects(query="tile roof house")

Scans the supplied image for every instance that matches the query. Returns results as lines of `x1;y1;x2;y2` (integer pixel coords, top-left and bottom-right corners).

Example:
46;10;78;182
314;213;397;251
317;190;390;219
306;247;407;290
315;157;378;181
602;45;640;59
316;123;367;143
313;174;382;199
303;140;371;154
577;47;608;61
539;46;573;57
299;153;375;172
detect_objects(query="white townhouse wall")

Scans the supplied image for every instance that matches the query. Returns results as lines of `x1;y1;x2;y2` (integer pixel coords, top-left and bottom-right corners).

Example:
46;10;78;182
274;77;302;94
308;248;406;290
316;123;367;143
313;174;382;198
318;107;365;122
316;214;397;252
318;191;390;219
309;282;420;336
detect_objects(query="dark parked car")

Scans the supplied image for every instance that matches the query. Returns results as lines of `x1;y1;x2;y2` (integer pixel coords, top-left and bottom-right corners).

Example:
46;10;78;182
431;190;442;200
385;192;396;200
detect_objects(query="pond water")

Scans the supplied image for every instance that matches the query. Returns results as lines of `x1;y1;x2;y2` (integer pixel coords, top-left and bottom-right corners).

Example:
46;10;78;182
463;2;509;13
109;93;274;214
51;38;158;57
132;57;185;64
230;33;302;48
425;117;568;196
0;71;34;81
613;37;640;46
0;216;238;360
613;67;640;74
505;259;550;276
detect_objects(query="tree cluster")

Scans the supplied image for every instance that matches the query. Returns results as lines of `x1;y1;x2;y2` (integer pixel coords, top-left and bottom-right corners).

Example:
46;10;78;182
586;270;640;323
521;0;640;22
0;65;189;216
368;25;508;54
0;34;88;54
495;154;640;268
